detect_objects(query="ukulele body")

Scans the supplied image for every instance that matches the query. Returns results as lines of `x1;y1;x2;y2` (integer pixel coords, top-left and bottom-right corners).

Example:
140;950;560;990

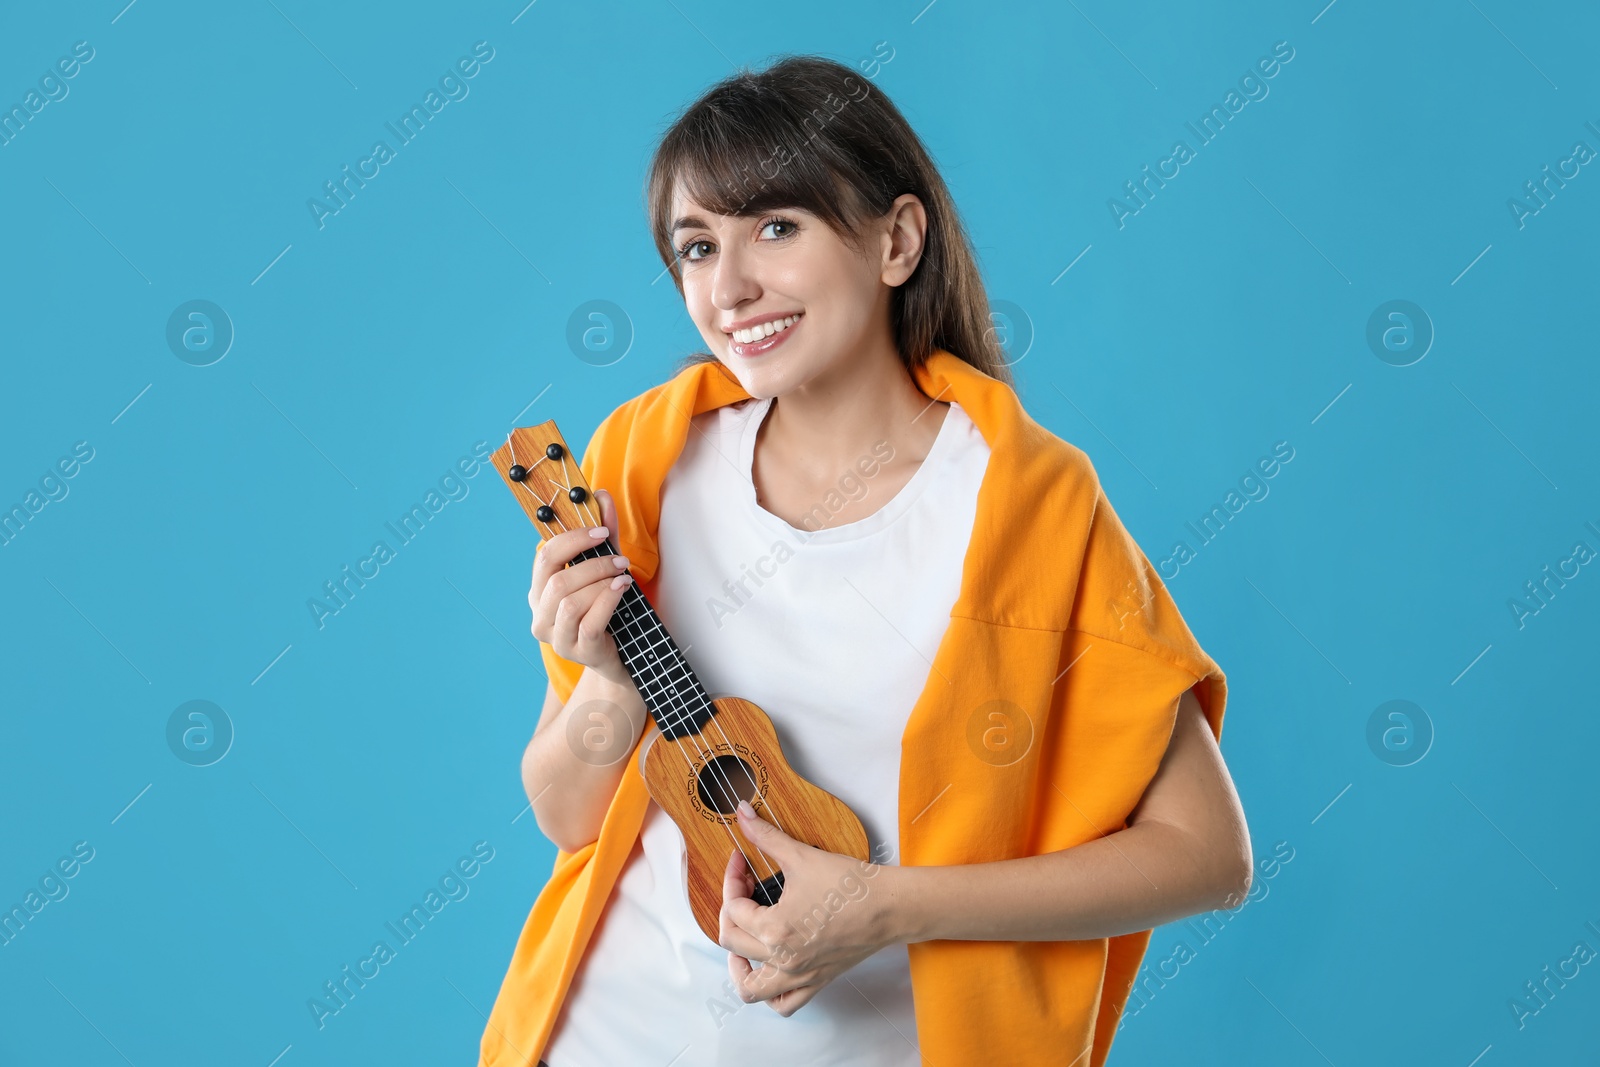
639;695;871;946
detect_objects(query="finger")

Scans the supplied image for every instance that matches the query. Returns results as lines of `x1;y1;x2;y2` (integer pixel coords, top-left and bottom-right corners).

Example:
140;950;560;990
555;553;634;604
721;845;753;902
533;524;612;588
535;553;631;643
720;915;769;961
738;956;809;1005
727;950;755;998
719;852;771;960
722;893;770;941
531;549;628;620
541;569;631;655
580;570;634;637
735;799;803;864
766;984;821;1017
731;952;783;1006
566;572;634;652
530;526;614;631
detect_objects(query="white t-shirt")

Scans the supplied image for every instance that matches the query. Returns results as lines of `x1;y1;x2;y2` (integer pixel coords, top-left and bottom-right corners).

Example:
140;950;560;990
543;394;991;1067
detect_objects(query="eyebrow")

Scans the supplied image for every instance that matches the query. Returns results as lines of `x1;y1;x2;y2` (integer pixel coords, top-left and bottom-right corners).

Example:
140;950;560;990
671;215;710;234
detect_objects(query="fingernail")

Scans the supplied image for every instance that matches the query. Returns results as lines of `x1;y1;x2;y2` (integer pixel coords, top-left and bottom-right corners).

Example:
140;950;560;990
737;799;755;818
613;556;629;569
611;574;633;590
590;526;608;538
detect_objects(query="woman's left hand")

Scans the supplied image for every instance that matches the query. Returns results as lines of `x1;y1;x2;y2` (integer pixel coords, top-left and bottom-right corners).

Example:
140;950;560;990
719;799;899;1017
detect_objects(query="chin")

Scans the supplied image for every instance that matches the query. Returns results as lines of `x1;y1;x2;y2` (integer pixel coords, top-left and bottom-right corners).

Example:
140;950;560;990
707;349;766;390
725;365;779;400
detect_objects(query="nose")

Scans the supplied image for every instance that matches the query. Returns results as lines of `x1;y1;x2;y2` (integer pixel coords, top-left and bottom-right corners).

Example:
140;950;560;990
710;240;761;315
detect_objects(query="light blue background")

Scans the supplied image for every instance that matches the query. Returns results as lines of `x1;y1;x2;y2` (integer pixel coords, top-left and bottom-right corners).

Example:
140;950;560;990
2;1;1597;1064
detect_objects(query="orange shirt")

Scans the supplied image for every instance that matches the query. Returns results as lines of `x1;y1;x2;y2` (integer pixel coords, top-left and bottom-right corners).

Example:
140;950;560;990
478;348;1228;1067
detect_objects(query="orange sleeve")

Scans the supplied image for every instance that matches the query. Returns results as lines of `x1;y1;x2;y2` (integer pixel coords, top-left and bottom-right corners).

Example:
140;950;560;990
1065;480;1228;745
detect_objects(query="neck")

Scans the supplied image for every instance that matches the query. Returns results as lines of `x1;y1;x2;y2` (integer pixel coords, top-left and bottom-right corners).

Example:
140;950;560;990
760;339;945;484
574;539;713;739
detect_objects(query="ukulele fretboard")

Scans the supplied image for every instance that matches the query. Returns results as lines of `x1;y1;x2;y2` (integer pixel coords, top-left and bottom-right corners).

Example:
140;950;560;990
573;542;713;740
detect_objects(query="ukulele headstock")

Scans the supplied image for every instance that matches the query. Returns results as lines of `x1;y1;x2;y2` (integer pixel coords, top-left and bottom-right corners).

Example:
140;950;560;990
489;421;605;540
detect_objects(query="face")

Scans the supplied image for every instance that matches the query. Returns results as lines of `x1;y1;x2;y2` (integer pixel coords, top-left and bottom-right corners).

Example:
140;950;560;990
669;192;920;398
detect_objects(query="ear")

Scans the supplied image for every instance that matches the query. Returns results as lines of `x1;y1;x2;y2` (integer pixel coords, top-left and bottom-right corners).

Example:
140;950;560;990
880;193;927;288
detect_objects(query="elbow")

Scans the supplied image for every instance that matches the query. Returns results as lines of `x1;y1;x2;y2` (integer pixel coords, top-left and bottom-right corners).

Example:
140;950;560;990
1216;835;1254;910
540;822;589;857
1224;860;1253;910
531;800;593;856
522;730;603;855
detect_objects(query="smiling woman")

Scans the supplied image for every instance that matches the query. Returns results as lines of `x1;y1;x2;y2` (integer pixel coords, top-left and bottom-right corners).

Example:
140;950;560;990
479;54;1248;1067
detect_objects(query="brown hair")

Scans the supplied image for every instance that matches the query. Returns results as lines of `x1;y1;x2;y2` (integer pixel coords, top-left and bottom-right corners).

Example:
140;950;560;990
645;54;1011;388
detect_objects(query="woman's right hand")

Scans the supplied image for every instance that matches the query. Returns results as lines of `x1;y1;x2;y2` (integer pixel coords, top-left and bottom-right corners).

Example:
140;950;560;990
528;488;634;684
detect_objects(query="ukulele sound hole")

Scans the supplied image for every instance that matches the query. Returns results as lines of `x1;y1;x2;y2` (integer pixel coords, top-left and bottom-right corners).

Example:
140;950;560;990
695;754;761;815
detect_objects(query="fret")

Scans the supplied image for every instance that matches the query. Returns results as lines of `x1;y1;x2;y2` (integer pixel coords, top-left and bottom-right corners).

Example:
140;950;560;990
600;568;714;740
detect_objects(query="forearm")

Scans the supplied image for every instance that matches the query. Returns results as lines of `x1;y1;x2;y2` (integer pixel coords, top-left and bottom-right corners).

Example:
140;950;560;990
881;819;1248;945
524;664;650;853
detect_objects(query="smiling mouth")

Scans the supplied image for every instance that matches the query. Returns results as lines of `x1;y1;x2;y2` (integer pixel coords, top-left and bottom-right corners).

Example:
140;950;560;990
728;312;804;358
730;313;803;345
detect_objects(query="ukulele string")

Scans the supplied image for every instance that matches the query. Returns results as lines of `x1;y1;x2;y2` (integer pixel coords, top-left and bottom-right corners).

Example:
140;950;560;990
512;434;785;895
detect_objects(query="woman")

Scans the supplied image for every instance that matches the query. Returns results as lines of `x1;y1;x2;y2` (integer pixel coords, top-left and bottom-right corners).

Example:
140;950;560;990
481;55;1251;1067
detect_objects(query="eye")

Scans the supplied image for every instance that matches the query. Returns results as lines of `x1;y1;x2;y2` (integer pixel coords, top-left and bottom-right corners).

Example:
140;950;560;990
760;216;799;240
676;216;798;264
677;238;713;262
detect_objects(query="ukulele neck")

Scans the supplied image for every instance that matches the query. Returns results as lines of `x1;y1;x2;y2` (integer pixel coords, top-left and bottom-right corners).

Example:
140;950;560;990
575;540;713;740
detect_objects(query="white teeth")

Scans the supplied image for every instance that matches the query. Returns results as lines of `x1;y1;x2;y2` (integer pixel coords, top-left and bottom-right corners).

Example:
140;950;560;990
733;314;801;344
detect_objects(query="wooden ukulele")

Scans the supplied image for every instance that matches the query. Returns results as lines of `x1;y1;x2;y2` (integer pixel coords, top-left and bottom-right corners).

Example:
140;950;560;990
491;422;871;945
